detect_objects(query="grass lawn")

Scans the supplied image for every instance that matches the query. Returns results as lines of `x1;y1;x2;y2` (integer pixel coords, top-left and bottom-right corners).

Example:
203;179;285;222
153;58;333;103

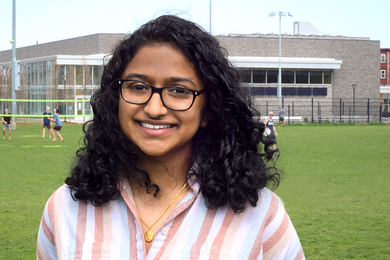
0;122;389;259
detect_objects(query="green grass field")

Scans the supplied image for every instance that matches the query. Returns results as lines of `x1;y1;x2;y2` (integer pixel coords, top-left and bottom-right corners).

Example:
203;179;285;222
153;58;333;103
0;122;389;259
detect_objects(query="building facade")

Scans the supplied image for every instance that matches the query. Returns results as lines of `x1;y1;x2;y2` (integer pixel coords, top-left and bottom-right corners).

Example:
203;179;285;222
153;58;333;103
380;48;390;117
0;32;383;121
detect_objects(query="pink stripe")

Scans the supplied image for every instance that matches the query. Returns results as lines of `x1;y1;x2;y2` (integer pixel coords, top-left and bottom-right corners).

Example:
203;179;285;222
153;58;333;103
47;192;57;244
296;246;305;259
190;208;218;257
153;209;188;259
209;207;236;256
74;202;88;257
248;192;279;258
92;206;104;259
41;213;55;245
37;246;43;260
263;211;290;253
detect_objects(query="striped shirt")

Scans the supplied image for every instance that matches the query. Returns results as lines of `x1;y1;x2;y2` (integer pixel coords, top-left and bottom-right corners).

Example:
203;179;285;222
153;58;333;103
37;176;305;259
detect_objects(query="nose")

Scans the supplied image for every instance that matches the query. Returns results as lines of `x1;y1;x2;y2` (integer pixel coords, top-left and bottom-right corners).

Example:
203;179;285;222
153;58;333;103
143;92;168;118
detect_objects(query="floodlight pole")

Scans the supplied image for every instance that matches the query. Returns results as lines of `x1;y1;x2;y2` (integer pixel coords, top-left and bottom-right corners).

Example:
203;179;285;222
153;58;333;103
209;0;212;34
11;0;16;116
269;11;293;107
63;75;67;122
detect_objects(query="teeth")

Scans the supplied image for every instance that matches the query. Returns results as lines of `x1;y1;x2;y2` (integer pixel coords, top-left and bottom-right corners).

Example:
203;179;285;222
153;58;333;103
141;122;172;129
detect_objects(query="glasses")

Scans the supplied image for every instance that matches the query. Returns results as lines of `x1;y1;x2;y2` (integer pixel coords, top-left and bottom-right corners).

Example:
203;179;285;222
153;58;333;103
118;79;205;111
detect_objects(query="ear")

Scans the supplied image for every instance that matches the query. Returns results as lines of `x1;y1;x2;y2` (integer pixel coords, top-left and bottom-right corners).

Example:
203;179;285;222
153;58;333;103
201;117;208;128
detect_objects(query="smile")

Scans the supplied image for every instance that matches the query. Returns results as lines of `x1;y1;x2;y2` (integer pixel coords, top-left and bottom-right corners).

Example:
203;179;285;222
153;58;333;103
140;122;173;129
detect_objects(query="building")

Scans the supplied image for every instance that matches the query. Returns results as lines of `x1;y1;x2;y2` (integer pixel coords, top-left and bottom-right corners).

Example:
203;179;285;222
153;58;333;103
380;48;390;117
0;34;126;119
0;31;382;122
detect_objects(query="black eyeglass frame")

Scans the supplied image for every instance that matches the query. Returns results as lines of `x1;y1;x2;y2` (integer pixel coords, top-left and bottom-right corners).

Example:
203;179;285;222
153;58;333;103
118;79;205;111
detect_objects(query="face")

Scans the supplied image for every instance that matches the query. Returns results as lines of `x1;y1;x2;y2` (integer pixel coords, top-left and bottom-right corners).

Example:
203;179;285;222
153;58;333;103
5;109;8;114
46;107;50;112
118;43;206;161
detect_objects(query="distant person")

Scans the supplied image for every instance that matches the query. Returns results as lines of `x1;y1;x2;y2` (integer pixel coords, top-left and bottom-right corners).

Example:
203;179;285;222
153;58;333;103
279;106;285;127
2;108;15;140
48;108;63;142
42;106;52;138
264;111;278;154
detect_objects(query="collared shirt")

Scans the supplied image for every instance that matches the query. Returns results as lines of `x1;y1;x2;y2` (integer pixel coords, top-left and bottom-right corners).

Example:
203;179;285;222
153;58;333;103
37;176;305;259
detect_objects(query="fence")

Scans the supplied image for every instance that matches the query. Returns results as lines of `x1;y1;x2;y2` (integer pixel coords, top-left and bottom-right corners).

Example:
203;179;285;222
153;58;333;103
254;97;386;124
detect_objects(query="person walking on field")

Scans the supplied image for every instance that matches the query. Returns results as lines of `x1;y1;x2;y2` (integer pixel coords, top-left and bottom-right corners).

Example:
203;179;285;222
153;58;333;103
48;108;64;142
279;106;285;127
2;108;15;140
264;111;278;154
42;106;52;138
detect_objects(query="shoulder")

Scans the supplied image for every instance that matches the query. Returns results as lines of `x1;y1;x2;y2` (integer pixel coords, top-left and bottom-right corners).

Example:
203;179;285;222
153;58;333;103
43;185;81;217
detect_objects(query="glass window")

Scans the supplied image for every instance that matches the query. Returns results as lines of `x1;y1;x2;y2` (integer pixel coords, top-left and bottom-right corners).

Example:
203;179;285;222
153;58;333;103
296;71;308;84
381;70;386;79
253;70;265;83
238;69;251;83
59;65;66;85
42;61;46;86
324;71;332;84
381;54;386;63
282;70;294;83
310;71;322;84
76;66;83;85
85;66;92;85
267;70;278;83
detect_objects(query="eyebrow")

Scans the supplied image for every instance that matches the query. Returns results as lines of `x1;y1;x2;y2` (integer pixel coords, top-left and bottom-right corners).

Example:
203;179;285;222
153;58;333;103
122;73;196;87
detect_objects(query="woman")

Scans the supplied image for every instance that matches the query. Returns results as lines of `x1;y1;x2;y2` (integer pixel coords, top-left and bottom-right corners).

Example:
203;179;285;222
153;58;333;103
264;111;279;154
37;15;304;259
48;108;64;142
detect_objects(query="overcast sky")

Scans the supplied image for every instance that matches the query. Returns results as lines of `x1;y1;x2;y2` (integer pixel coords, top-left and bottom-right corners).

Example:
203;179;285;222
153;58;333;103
0;0;389;52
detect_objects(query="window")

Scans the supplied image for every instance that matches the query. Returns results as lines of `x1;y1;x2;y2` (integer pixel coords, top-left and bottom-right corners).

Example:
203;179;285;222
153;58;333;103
238;69;251;83
282;70;294;83
381;70;386;79
381;54;386;63
267;70;278;83
310;71;322;84
296;71;308;84
324;71;332;84
253;70;265;83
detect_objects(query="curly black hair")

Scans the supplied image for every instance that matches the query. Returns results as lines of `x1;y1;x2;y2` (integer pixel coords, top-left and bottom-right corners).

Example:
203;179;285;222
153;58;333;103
65;15;280;213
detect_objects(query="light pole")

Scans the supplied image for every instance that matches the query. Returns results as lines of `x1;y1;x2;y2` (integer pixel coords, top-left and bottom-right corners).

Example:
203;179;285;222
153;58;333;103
63;75;67;122
352;84;357;117
268;11;293;107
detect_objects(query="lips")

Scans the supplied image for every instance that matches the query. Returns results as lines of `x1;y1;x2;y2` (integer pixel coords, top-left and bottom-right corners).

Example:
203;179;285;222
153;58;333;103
140;122;173;129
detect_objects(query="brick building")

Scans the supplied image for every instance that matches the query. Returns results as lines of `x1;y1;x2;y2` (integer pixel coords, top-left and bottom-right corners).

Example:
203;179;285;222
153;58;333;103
380;48;390;117
0;32;382;121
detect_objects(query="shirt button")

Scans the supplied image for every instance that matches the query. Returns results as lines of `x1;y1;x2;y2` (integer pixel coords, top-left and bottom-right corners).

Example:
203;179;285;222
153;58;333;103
190;175;196;180
162;227;169;234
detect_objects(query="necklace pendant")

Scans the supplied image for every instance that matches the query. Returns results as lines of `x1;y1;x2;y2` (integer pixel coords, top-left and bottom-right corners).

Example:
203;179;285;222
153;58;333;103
145;229;154;243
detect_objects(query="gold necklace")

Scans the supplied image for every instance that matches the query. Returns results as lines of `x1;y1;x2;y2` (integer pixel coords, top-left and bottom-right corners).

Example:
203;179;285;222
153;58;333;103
139;182;188;243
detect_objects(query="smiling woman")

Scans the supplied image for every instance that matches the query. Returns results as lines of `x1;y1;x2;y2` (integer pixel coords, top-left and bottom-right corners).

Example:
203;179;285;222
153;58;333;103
37;15;305;259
